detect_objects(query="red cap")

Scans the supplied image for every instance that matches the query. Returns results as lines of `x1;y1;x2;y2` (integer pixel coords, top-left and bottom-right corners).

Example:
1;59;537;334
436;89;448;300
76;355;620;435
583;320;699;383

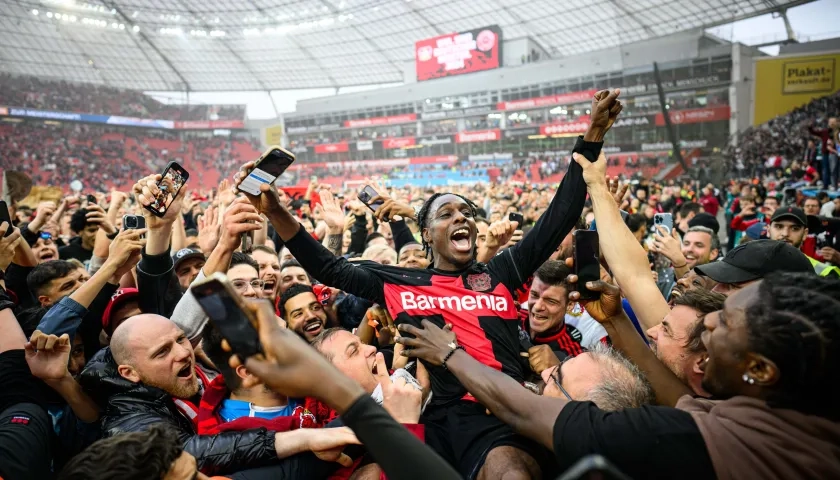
102;288;139;332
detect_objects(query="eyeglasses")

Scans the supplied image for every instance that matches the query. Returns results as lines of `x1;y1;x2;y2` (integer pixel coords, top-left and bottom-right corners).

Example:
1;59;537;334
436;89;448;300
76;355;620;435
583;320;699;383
231;279;264;292
549;358;574;401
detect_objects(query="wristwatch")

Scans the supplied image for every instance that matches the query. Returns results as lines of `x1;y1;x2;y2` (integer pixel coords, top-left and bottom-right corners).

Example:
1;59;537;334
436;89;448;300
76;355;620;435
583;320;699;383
106;229;120;240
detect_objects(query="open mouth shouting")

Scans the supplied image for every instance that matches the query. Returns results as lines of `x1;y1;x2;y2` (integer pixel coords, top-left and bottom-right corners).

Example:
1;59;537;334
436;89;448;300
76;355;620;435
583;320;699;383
450;227;472;253
262;279;276;297
39;250;57;262
176;362;194;380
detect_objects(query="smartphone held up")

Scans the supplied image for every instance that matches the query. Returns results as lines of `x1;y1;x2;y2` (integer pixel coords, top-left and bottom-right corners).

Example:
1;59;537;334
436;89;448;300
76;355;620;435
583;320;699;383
237;146;296;196
358;185;384;212
573;230;601;301
192;273;263;359
144;161;189;218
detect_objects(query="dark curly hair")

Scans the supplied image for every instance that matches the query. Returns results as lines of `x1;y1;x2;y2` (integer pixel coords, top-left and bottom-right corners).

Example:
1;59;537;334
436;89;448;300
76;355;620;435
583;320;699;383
745;272;840;421
58;425;184;480
416;192;479;265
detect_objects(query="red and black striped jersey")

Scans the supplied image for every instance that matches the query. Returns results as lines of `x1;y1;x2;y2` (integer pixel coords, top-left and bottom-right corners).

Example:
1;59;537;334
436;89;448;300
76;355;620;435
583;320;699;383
285;137;603;406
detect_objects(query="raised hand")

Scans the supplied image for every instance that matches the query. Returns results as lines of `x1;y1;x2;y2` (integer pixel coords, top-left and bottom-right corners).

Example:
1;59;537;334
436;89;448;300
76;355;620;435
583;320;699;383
585;89;623;141
484;219;517;250
608;177;629;207
217;178;237;209
650;225;685;267
233;161;285;218
85;203;117;235
318;189;347;231
197;205;221;254
219;198;263;252
0;223;23;271
564;257;622;324
573;151;609;188
106;228;147;279
373;352;422;424
133;174;187;228
29;201;57;232
24;331;71;382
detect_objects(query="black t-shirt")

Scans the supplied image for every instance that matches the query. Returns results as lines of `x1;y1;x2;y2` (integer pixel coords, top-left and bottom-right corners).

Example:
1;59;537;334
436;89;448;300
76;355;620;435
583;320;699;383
58;238;92;263
0;350;54;414
553;401;716;480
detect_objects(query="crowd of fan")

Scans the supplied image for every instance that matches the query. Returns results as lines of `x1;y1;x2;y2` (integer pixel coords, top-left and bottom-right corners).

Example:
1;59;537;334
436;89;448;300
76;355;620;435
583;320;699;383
724;91;840;186
0;74;246;121
0;89;838;480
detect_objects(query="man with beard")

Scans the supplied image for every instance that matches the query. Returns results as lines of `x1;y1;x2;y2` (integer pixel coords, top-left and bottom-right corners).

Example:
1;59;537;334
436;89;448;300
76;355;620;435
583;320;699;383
765;207;839;277
280;284;327;342
680;226;719;271
80;314;360;477
524;261;608;375
644;289;724;396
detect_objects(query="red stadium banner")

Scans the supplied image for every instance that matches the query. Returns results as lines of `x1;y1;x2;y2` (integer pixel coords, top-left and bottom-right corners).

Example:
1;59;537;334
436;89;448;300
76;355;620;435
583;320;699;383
456;129;501;143
174;120;245;129
314;142;349;154
497;89;598;111
539;117;591;136
415;25;503;82
382;137;416;149
344;114;417;128
654;106;731;126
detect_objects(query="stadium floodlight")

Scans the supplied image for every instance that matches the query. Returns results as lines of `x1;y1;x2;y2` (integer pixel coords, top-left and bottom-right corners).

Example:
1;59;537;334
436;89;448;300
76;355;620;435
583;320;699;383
132;25;140;32
46;12;53;18
31;9;38;15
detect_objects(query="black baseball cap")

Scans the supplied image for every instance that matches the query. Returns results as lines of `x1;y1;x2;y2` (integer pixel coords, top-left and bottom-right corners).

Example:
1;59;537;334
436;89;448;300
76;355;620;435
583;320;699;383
688;213;720;234
694;240;813;284
770;206;807;226
172;247;205;268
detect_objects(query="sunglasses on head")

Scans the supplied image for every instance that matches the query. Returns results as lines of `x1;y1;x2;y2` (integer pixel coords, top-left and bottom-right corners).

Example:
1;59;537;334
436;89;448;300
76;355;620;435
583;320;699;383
39;232;53;241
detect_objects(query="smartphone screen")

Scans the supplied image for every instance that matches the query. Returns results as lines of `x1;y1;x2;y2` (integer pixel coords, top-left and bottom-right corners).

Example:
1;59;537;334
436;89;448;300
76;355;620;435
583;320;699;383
238;147;295;196
574;230;600;301
0;201;13;237
358;185;384;212
192;275;263;359
508;212;524;226
146;162;189;218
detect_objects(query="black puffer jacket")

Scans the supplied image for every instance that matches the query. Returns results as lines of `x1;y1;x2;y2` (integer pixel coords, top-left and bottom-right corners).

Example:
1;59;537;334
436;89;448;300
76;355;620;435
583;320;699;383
80;348;278;476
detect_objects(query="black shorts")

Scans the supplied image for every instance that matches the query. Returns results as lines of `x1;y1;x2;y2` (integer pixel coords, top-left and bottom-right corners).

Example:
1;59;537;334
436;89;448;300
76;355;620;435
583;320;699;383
421;401;552;479
0;403;54;480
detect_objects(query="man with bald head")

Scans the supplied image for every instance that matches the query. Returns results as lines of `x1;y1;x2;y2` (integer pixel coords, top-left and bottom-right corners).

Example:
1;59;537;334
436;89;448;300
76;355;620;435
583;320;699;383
81;314;361;477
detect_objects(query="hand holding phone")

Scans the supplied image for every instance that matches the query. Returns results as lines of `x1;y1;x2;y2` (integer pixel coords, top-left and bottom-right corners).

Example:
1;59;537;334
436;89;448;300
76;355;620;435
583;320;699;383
508;212;524;227
237;146;295;196
573;230;601;301
358;185;384;213
192;273;263;359
653;213;673;234
0;201;13;238
144;161;189;218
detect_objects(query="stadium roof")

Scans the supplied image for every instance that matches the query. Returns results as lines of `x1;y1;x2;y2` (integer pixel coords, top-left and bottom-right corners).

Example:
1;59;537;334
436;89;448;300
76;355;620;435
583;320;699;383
0;0;813;91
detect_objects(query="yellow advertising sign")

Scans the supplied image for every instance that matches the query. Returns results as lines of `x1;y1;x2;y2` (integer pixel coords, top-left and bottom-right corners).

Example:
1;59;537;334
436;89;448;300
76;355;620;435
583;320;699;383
753;52;840;125
263;124;283;147
782;58;835;94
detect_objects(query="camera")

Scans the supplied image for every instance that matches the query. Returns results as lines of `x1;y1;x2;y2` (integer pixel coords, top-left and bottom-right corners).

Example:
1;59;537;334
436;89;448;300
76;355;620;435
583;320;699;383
358;191;371;203
122;215;146;230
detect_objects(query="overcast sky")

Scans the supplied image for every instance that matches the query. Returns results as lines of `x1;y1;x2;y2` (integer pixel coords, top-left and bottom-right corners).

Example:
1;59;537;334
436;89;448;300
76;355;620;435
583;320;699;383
147;0;840;119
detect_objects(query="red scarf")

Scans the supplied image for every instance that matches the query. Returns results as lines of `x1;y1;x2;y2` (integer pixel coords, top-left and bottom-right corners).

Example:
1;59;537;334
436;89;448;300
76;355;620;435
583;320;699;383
172;366;211;425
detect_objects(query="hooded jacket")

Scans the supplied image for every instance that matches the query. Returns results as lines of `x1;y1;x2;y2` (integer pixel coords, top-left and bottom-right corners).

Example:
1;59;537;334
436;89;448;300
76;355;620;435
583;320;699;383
79;348;278;476
677;395;840;480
